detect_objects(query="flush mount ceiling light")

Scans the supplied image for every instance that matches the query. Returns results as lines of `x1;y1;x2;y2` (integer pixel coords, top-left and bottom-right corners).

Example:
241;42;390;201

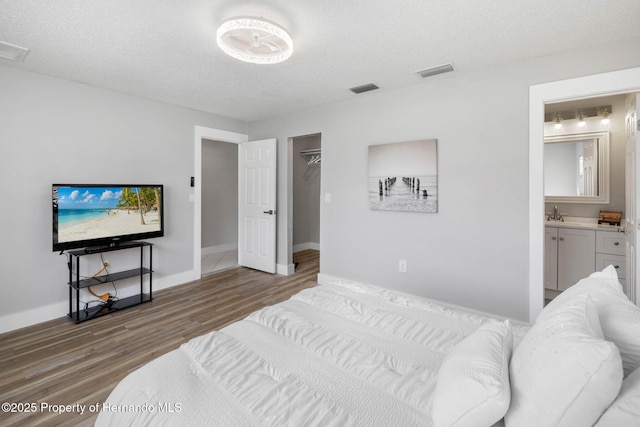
216;17;293;64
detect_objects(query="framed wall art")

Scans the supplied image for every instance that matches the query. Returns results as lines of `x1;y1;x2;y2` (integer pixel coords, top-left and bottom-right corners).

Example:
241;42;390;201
368;138;438;213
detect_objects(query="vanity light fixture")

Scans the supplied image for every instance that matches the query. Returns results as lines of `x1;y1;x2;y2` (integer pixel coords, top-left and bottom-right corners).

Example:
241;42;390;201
553;113;563;129
216;17;293;64
545;105;612;127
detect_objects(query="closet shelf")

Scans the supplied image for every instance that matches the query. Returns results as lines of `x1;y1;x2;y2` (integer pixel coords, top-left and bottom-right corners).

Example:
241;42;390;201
300;148;321;165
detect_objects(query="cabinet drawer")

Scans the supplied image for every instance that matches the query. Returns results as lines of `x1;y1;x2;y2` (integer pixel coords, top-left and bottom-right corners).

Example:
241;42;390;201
595;253;625;279
596;231;625;255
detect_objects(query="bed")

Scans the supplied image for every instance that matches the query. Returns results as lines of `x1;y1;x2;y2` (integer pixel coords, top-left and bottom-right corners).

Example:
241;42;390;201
96;267;640;427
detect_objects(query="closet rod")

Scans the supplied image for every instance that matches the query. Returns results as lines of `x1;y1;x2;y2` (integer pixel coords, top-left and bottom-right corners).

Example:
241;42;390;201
300;148;321;165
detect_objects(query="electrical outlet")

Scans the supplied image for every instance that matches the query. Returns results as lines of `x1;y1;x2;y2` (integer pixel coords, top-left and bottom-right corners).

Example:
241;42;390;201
399;259;407;273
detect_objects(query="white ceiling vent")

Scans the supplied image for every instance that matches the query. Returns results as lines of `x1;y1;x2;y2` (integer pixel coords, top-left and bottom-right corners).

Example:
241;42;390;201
415;64;454;79
0;41;29;62
349;83;379;94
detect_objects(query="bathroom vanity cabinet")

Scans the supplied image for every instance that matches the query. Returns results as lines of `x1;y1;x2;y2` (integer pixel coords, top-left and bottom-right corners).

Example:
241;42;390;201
545;227;595;292
545;224;626;299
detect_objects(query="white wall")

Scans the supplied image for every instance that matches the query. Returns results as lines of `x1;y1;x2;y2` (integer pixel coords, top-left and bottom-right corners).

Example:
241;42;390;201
2;36;639;331
202;139;238;250
250;36;640;322
0;65;247;332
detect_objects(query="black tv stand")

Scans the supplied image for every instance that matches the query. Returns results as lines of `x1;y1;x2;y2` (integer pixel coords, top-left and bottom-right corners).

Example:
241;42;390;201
67;241;153;323
83;241;146;254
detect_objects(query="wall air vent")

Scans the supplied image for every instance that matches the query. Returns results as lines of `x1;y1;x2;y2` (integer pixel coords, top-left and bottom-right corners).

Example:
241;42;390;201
349;83;379;94
415;64;454;79
0;41;30;62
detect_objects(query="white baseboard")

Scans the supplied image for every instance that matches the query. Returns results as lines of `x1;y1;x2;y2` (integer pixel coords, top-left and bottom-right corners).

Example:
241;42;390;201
277;263;296;276
0;270;200;334
0;300;69;335
317;273;343;285
293;242;320;253
153;270;199;291
202;243;238;255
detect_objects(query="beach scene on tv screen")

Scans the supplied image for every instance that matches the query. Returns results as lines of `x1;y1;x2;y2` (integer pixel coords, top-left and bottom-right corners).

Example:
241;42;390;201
56;186;161;244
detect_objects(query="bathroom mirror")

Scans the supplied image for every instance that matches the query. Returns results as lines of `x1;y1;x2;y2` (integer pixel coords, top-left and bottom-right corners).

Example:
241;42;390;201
544;131;610;204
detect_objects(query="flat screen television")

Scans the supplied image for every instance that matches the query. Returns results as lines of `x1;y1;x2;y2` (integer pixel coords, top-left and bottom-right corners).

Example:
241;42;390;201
52;184;164;252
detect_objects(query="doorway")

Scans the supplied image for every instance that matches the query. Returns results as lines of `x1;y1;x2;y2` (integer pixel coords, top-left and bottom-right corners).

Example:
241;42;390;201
193;127;278;277
543;94;628;303
201;138;239;276
292;134;321;269
529;67;640;322
193;126;248;279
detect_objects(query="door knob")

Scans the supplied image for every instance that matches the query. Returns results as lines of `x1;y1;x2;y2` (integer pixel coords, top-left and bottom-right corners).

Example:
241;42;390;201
263;210;276;215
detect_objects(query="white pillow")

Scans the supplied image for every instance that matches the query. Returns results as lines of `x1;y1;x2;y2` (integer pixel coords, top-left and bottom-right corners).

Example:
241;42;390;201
541;265;625;317
544;266;640;378
595;367;640;426
431;319;512;427
599;299;640;378
506;295;623;427
590;264;623;281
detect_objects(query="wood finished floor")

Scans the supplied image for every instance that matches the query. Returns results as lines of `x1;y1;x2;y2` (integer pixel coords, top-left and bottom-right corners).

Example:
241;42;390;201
0;250;319;427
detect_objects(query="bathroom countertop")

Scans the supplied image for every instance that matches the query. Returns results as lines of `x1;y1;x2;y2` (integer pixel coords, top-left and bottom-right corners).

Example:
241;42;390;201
545;218;622;232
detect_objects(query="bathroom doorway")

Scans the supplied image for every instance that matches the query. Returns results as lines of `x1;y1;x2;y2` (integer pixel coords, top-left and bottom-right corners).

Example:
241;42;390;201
201;138;239;276
543;95;629;304
529;67;640;321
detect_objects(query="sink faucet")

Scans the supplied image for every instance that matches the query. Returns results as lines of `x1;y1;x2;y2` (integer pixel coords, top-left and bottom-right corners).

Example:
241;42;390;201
546;205;565;221
552;205;564;222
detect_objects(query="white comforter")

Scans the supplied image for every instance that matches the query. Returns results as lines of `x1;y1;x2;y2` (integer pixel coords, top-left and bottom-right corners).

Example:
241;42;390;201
96;281;524;426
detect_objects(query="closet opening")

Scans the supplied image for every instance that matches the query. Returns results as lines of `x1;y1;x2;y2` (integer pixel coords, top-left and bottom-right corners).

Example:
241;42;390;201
292;133;322;271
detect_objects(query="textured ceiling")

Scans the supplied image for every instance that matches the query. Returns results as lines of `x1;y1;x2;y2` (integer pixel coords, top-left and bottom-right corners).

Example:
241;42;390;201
1;1;640;122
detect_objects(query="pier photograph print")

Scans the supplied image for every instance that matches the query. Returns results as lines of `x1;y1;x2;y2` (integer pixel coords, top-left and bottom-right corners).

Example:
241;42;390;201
368;138;438;213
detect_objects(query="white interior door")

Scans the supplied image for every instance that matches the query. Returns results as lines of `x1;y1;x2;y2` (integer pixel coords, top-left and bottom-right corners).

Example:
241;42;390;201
626;94;639;304
238;138;277;273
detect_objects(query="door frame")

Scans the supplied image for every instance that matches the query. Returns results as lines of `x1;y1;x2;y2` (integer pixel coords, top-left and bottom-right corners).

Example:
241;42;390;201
529;67;640;323
193;126;248;278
